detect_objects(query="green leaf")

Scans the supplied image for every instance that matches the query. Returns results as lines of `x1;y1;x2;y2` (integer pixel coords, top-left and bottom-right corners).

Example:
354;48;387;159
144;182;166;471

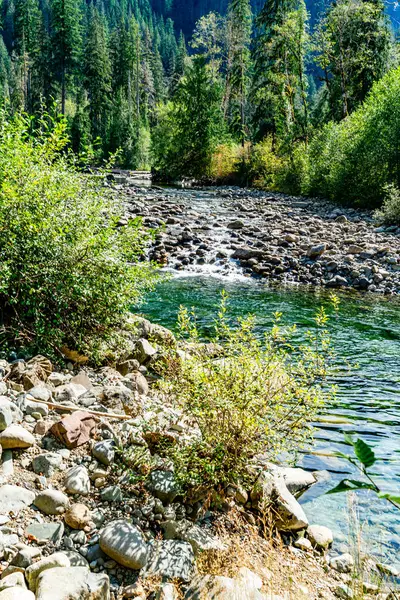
343;432;354;446
377;492;400;505
354;439;376;468
326;479;376;495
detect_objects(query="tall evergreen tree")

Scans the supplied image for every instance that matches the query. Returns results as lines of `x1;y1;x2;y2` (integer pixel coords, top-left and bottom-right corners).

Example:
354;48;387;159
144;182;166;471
252;0;310;144
49;0;82;114
314;0;393;121
84;6;112;142
226;0;252;144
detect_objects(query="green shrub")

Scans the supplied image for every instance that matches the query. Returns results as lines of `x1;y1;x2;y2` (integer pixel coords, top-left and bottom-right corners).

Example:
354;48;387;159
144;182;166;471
374;184;400;224
305;66;400;207
154;294;334;499
0;113;158;362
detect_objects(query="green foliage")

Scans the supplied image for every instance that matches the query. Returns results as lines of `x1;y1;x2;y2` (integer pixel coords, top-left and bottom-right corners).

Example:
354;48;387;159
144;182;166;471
374;184;400;224
153;293;333;497
305;67;400;206
314;0;392;122
0;113;158;361
152;56;227;180
327;434;400;511
252;0;310;144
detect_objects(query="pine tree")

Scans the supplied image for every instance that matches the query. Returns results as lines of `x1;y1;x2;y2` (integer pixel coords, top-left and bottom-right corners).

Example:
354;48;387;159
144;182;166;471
314;0;393;121
252;0;310;144
13;0;42;110
84;6;112;143
50;0;82;114
226;0;252;145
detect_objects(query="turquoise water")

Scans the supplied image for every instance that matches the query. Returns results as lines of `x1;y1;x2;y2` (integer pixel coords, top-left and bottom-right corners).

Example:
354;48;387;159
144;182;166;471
141;275;400;564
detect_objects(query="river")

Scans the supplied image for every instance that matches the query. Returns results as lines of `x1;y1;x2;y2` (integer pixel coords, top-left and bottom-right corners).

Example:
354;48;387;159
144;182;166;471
129;184;400;567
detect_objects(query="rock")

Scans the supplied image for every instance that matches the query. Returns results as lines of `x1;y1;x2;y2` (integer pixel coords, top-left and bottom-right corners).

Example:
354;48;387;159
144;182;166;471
64;464;90;495
32;452;63;477
251;473;308;531
123;372;149;396
0;425;35;449
36;567;109;600
146;470;179;504
0;401;14;432
27;386;51;402
335;584;353;599
0;590;35;600
1;450;13;478
65;503;92;529
294;537;312;551
156;583;179;600
26;552;71;591
100;485;123;502
71;372;93;390
132;339;157;365
307;524;333;550
162;520;225;556
326;275;348;288
11;546;42;568
0;571;27;591
50;411;96;448
0;485;35;515
100;520;148;569
307;244;326;260
63;550;89;567
330;553;354;573
0;398;23;426
34;489;69;515
227;220;245;229
92;440;115;466
276;467;316;495
116;360;140;377
24;397;49;417
26;521;64;543
145;540;194;582
54;383;87;403
184;572;266;599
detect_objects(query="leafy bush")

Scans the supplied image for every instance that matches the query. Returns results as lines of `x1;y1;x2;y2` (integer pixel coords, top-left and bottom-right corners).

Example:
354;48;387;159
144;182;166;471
305;66;400;207
245;137;283;189
0;113;158;362
209;143;242;182
374;184;400;224
155;294;333;499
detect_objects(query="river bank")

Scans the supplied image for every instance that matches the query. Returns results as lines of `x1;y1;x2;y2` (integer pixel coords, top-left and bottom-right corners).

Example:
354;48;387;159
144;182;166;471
117;181;400;294
0;323;378;600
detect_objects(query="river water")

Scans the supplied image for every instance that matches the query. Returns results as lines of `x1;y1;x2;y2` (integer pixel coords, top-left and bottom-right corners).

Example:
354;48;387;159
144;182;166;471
135;186;400;567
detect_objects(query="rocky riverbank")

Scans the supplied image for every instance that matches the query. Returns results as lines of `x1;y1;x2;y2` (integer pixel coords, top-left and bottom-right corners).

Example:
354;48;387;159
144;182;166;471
117;182;400;294
0;319;397;599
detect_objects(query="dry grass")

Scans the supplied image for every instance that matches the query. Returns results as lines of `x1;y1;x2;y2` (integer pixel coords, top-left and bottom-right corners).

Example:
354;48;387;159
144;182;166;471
195;509;340;600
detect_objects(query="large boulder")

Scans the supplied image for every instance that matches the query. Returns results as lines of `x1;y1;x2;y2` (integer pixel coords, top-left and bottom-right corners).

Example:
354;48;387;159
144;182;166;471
251;472;308;531
26;552;71;591
36;567;110;600
131;338;157;365
100;520;148;569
